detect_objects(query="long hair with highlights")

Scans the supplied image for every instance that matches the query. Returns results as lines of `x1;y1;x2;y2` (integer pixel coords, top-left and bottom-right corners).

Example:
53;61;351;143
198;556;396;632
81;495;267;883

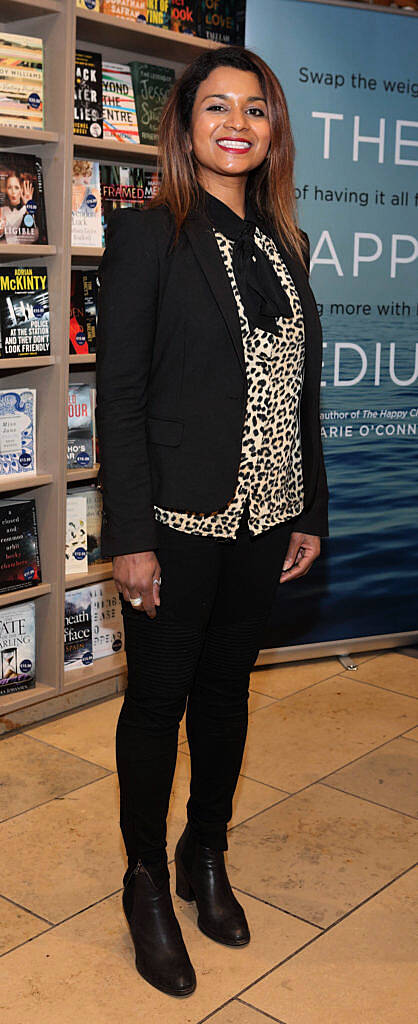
149;46;308;268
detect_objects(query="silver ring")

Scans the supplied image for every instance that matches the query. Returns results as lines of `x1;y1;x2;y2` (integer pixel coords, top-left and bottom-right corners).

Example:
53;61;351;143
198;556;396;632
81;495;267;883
153;577;162;585
130;596;143;607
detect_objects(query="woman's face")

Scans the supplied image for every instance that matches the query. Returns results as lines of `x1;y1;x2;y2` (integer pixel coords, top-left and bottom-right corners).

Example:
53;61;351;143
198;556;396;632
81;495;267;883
188;66;271;184
6;176;22;206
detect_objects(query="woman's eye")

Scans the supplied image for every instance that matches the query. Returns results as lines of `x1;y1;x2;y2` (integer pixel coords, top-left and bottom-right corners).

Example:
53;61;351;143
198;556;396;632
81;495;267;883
207;104;226;112
247;107;266;117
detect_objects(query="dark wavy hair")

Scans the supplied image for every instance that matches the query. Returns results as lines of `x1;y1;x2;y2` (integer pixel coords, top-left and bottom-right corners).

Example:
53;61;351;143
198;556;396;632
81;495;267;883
149;45;307;268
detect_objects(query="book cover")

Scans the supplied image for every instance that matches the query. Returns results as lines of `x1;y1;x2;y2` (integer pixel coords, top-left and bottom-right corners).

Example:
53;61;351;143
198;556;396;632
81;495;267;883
101;1;147;23
91;579;124;660
102;61;140;145
71;159;102;248
146;0;170;28
128;62;175;146
69;270;88;355
0;388;36;476
82;271;97;352
0;498;41;593
0;153;48;245
0;266;49;358
0;32;43;130
74;50;102;138
143;166;161;203
67;384;94;469
72;484;108;564
64;586;93;670
100;163;147;243
66;493;88;575
170;0;194;33
194;1;245;45
0;600;36;695
76;0;100;9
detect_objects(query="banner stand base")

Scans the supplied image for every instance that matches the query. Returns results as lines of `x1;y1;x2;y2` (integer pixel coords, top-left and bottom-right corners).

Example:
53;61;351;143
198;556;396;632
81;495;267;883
257;631;418;666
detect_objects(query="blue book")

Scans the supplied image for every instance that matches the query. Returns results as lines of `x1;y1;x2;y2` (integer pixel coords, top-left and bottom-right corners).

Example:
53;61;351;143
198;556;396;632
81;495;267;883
0;388;36;476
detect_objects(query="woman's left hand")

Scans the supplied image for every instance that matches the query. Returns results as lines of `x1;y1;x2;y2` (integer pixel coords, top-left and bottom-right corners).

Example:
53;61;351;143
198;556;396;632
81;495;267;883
280;532;321;583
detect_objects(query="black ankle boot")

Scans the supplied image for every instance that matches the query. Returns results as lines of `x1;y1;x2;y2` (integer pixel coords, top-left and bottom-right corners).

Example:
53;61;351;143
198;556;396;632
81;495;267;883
175;823;250;947
122;860;197;997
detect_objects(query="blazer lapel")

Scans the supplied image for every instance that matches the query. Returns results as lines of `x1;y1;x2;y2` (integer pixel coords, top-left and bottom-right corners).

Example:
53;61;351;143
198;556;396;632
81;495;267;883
183;212;246;378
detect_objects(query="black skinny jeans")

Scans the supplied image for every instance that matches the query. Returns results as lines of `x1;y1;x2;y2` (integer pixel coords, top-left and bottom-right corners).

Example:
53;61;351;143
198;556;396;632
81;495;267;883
116;503;293;873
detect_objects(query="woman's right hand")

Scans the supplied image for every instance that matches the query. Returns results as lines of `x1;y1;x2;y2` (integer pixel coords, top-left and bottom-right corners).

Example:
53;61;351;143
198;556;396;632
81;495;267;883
113;551;161;619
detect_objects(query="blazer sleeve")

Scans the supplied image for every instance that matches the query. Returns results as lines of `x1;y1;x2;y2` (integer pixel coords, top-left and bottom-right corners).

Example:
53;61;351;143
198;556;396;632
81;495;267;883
95;208;159;557
292;229;330;537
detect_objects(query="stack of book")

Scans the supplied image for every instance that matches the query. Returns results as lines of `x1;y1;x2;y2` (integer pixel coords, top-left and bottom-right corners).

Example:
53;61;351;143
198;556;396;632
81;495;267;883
77;1;246;42
71;159;162;247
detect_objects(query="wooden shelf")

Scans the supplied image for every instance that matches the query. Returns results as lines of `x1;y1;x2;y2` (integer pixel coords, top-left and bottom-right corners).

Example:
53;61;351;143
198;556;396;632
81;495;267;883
0;583;51;609
0;472;53;492
69;353;96;364
73;135;158;165
65;563;112;590
0;681;58;716
67;463;99;482
0;127;59;147
63;650;127;691
76;8;223;60
0;356;55;370
0;245;56;260
0;0;61;20
71;247;103;262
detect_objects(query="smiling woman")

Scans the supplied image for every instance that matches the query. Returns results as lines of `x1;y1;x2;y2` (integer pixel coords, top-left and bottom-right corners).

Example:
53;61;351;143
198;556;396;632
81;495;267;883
96;44;328;1000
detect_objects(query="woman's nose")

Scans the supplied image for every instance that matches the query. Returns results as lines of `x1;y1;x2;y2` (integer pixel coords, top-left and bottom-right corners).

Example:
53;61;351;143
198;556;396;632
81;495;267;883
223;109;249;132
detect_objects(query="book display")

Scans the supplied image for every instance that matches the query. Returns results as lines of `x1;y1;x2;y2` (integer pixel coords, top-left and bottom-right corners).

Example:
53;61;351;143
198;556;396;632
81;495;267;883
0;0;243;729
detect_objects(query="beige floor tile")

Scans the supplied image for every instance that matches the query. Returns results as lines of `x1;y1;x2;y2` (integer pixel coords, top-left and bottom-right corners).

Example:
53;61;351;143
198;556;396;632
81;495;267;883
0;775;124;923
28;696;124;771
244;867;417;1024
0;897;50;956
404;726;418;742
0;733;110;822
0;887;318;1024
250;658;341;700
178;689;277;744
166;752;287;863
325;737;418;817
226;784;418;928
204;1000;281;1023
239;675;417;791
343;651;418;699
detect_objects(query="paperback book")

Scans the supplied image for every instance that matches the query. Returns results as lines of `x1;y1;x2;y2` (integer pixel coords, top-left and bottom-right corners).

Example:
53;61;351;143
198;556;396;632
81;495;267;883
0;388;36;476
194;0;246;45
129;61;175;146
64;586;93;670
65;493;88;575
101;1;147;22
72;485;107;564
170;0;194;33
0;600;36;695
76;0;100;9
102;61;139;145
145;0;170;27
74;50;103;138
67;384;94;469
72;159;102;248
100;163;161;242
0;498;41;593
91;579;124;659
0;32;43;130
69;270;97;355
0;266;49;358
0;153;48;245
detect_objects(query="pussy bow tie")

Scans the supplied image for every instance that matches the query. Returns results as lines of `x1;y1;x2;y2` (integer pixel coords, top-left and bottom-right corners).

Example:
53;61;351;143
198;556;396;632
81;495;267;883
232;220;293;332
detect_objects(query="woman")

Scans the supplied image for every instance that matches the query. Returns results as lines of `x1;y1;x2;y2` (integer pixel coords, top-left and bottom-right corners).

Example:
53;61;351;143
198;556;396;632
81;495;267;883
96;45;328;998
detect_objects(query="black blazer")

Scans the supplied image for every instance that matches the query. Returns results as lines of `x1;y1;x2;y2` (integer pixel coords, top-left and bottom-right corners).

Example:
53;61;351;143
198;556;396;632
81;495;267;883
95;204;329;557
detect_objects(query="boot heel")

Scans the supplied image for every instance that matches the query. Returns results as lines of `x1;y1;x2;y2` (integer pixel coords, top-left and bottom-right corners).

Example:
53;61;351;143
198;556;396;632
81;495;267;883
175;860;195;902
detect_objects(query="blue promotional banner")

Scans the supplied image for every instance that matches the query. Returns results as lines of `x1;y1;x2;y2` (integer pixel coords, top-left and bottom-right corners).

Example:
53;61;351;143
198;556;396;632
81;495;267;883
246;0;418;647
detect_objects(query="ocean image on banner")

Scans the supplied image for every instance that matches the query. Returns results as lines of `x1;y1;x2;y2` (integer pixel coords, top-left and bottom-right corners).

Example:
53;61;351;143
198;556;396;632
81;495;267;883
245;0;418;645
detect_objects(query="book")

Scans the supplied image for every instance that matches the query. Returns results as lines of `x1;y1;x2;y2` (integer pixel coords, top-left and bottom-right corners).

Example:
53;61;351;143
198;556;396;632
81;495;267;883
0;266;49;358
0;388;36;476
72;484;108;564
74;50;102;138
0;153;48;245
66;493;88;575
69;270;97;355
0;32;43;130
102;61;140;145
64;586;93;670
0;498;41;593
170;0;194;33
101;1;147;21
194;1;246;45
91;579;124;659
67;384;94;469
71;159;102;248
76;0;100;9
0;600;36;695
128;62;175;146
146;0;170;27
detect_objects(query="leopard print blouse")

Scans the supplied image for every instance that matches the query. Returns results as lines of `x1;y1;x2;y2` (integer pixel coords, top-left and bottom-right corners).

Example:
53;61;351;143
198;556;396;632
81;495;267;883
154;223;305;539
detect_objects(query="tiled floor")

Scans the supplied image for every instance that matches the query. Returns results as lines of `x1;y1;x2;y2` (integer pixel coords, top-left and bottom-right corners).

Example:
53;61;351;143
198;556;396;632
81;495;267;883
0;649;416;1023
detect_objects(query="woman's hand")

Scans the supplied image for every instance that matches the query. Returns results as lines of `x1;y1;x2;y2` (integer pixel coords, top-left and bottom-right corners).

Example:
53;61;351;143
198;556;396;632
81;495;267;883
113;551;161;619
21;179;34;204
280;532;320;583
